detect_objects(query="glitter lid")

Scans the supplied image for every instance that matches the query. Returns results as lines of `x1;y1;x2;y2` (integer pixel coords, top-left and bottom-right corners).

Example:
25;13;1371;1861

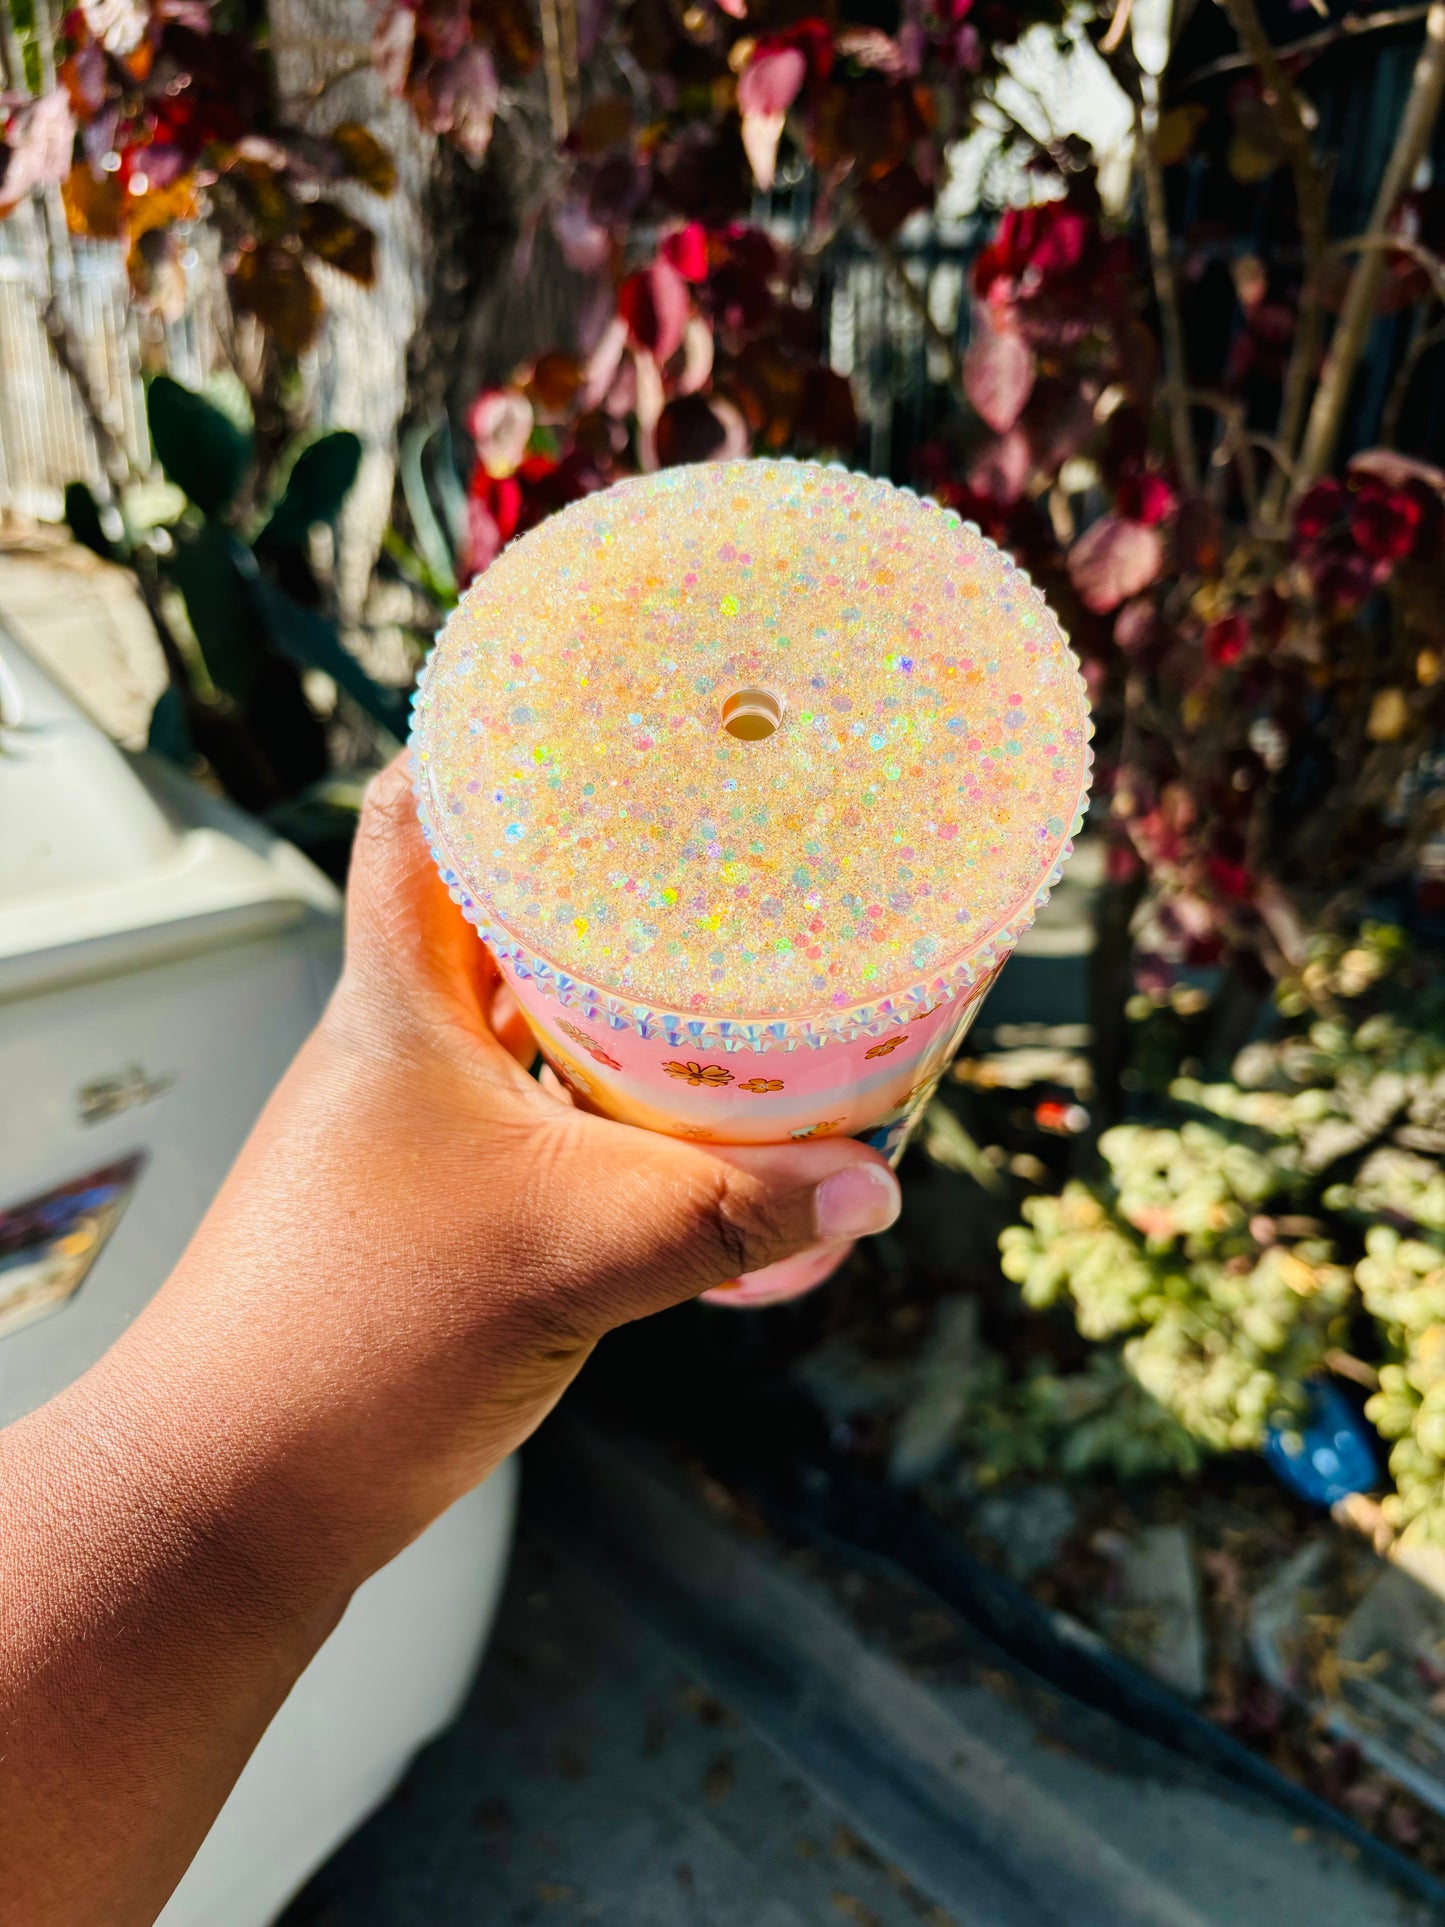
412;460;1091;1047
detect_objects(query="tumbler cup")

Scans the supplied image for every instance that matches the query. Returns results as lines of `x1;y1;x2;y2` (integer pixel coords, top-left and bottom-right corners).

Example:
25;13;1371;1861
411;459;1091;1303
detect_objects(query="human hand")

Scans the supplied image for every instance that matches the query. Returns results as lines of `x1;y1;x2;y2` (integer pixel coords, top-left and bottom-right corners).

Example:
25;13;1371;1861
114;757;901;1582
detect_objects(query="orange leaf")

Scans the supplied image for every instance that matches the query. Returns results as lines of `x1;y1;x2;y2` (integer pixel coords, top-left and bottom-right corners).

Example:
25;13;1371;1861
62;164;125;240
230;247;323;357
330;122;397;196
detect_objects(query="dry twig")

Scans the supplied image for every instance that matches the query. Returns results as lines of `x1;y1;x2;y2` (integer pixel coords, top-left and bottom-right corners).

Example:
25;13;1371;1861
1294;1;1445;493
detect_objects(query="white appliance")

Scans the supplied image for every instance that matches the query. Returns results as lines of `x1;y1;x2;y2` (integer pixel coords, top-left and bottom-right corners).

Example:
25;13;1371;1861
0;632;516;1926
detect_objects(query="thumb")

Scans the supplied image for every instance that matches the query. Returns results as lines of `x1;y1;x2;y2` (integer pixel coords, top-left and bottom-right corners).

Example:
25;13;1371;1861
521;1111;902;1335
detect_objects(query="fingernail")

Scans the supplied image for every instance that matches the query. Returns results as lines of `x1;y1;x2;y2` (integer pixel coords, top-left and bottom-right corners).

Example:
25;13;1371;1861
814;1163;901;1241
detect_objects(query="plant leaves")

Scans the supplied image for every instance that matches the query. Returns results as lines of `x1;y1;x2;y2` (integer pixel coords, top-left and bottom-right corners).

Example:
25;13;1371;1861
147;374;253;515
552;198;611;272
372;5;416;95
618;258;690;364
61;162;125;238
661;220;709;283
64;480;120;562
329;122;397;196
146;684;193;766
527;351;584;420
466;388;534;478
737;46;807;118
250;576;410;739
418;44;500;163
255;430;363;554
168;519;261;701
964;310;1035;434
296;201;377;284
654;393;731;466
230;246;324;357
740;110;786;192
1068;514;1165;614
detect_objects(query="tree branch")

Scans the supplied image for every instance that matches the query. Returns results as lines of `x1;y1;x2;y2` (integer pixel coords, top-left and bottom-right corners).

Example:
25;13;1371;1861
1212;0;1330;525
1294;0;1445;493
1140;96;1200;490
1178;1;1433;87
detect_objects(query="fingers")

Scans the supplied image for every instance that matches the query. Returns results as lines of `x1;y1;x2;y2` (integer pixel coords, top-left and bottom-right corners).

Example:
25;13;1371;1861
488;981;539;1070
523;1113;901;1334
335;758;526;1078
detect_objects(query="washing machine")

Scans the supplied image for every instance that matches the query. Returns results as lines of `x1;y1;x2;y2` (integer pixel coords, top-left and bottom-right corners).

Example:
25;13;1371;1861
0;630;516;1926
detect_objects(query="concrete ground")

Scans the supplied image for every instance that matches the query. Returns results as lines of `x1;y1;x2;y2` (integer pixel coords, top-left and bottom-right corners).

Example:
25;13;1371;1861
278;1425;1440;1927
280;1528;958;1927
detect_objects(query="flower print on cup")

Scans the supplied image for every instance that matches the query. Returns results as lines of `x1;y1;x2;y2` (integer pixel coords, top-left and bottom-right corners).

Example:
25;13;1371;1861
790;1119;844;1139
662;1061;734;1088
864;1035;908;1060
557;1019;623;1071
910;1000;944;1022
738;1077;785;1095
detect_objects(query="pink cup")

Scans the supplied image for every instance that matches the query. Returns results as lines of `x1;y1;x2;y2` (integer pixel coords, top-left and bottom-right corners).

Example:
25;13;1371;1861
411;460;1091;1305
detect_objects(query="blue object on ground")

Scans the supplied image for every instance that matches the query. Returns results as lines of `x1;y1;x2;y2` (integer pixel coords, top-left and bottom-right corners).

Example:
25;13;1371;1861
1265;1381;1380;1507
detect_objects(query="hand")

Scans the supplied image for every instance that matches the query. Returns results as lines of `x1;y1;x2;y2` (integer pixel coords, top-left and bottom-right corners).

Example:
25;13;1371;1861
0;757;902;1927
121;756;903;1577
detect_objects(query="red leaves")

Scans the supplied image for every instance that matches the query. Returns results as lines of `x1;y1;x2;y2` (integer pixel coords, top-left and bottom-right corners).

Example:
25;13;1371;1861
465;470;523;578
973;195;1132;349
1291;463;1435;611
1350;479;1425;564
1292;478;1343;545
737;46;808;119
618;257;690;364
737;47;807;192
975;200;1090;302
1115;469;1177;527
1068;514;1165;615
661;221;709;284
373;1;523;161
963;308;1034;434
1204;614;1250;667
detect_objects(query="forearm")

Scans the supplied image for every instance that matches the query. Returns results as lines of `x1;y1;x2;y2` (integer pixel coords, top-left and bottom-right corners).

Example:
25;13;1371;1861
0;1345;354;1927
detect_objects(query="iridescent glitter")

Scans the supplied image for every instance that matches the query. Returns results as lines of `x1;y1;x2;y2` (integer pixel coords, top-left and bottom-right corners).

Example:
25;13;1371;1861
412;460;1091;1044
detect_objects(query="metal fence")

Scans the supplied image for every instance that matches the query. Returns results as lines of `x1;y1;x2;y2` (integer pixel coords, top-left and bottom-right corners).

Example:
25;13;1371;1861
820;224;983;481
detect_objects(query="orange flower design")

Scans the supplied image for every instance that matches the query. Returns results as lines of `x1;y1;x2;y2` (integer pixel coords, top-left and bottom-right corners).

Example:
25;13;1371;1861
739;1077;785;1094
662;1060;734;1088
677;1125;716;1140
865;1035;908;1059
910;1000;943;1022
791;1119;844;1139
557;1019;622;1070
